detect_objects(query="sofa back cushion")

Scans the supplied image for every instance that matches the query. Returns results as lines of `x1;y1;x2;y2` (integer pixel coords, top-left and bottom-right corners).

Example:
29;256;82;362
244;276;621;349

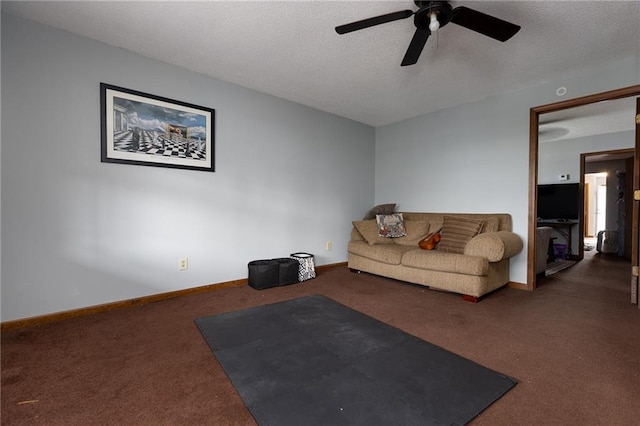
401;212;512;232
353;220;431;247
393;220;430;246
352;220;395;246
482;217;500;233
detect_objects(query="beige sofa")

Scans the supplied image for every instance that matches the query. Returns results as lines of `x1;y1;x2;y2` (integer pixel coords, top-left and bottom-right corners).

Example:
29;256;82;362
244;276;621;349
348;212;523;301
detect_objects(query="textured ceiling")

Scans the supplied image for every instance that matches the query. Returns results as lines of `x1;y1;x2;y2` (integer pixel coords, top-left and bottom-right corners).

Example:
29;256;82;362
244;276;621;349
539;97;637;143
2;1;639;128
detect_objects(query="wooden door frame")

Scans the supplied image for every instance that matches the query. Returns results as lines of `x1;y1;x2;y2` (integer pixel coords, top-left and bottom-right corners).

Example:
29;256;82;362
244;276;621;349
527;85;640;291
633;98;640;304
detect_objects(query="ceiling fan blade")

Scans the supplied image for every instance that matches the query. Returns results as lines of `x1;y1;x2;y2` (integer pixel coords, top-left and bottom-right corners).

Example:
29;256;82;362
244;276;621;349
335;10;413;34
401;28;430;67
451;6;520;42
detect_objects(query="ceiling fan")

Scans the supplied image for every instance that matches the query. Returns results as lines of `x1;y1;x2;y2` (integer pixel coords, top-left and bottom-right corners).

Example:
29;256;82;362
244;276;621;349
335;1;521;66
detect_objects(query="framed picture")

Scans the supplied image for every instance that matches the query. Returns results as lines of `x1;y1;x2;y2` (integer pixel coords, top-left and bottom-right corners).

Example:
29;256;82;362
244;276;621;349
100;83;215;172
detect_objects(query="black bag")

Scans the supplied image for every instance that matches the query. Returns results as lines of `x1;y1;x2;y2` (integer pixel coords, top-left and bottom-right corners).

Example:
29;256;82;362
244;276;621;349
274;258;300;286
248;258;300;290
247;260;279;290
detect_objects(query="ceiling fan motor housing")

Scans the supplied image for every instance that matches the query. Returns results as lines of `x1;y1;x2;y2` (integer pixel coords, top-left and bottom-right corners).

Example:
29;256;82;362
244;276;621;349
414;1;454;29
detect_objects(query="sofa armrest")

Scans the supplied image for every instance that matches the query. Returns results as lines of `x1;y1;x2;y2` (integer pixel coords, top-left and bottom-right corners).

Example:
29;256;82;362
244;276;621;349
464;231;524;262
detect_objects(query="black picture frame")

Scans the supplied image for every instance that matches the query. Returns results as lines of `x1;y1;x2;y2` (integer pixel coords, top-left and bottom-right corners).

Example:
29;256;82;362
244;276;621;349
100;83;215;172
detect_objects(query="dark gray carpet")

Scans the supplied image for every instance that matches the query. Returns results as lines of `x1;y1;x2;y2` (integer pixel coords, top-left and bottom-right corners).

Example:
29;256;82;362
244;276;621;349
195;295;516;426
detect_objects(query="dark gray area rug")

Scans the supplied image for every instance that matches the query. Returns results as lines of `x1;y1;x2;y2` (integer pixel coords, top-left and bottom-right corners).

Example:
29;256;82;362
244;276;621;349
195;295;516;425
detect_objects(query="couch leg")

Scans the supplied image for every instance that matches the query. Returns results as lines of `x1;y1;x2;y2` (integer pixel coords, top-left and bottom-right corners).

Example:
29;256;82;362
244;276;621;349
462;295;479;303
349;268;361;273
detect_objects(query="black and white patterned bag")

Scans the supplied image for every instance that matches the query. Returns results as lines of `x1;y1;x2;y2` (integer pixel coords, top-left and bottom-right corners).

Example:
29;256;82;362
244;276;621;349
290;252;316;281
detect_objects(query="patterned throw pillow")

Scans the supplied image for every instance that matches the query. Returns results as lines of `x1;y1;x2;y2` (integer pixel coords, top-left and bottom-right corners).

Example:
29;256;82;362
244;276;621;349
437;216;484;254
376;213;407;238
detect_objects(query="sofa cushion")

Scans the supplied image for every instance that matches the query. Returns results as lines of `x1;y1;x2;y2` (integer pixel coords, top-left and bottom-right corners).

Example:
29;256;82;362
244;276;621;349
348;240;414;265
431;216;498;233
429;219;444;233
376;213;406;238
481;217;500;233
393;220;430;246
438;216;484;254
351;227;364;241
362;203;396;220
352;220;395;246
401;249;488;276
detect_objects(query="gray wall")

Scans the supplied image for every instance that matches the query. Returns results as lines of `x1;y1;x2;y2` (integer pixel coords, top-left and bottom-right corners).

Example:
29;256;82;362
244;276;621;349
539;131;634;186
539;131;634;254
1;15;374;321
2;13;639;321
375;56;639;284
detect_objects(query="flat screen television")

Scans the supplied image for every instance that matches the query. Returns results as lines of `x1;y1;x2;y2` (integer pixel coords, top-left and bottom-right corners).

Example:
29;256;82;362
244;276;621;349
537;183;580;220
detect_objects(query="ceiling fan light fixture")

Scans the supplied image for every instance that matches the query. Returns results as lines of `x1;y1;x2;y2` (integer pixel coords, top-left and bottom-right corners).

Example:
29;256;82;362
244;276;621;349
335;0;521;66
428;13;440;32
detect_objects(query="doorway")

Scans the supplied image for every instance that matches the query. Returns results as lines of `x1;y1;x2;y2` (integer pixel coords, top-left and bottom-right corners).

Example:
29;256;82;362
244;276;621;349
527;85;640;303
582;149;635;259
584;172;607;242
539;152;634;265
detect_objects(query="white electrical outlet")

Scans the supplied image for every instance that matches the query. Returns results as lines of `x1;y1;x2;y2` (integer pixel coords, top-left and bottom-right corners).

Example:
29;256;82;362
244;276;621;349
326;241;333;251
559;174;570;181
179;257;188;271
